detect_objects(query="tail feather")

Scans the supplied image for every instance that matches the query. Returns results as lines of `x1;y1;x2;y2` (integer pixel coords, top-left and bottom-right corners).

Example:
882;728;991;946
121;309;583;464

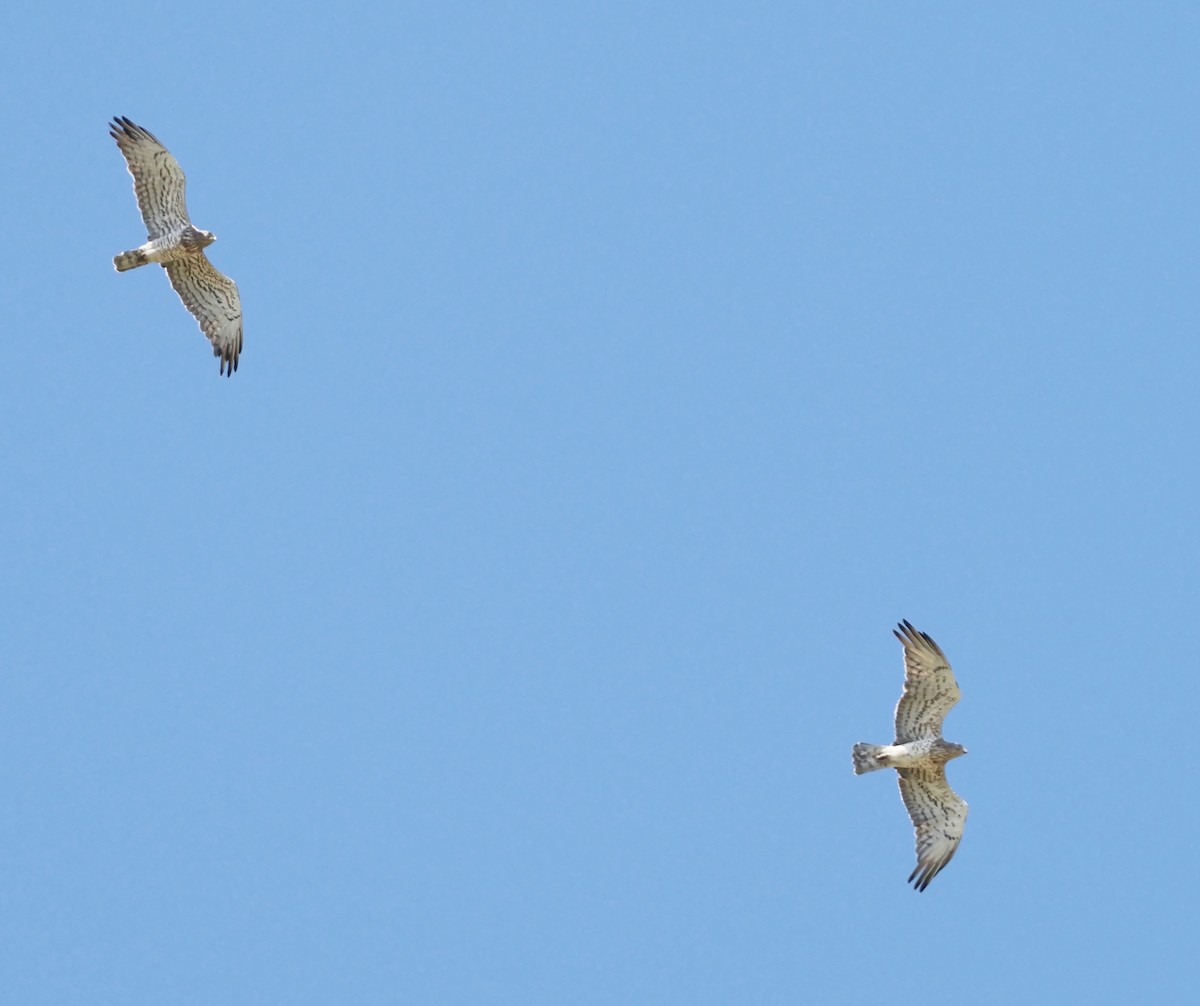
852;743;887;775
113;248;148;272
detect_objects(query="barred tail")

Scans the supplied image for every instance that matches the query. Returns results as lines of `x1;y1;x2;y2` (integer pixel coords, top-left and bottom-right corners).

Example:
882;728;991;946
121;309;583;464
113;248;148;272
852;743;887;775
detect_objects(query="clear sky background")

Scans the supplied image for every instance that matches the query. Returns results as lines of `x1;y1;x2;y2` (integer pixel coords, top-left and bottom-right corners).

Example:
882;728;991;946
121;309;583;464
2;2;1198;1002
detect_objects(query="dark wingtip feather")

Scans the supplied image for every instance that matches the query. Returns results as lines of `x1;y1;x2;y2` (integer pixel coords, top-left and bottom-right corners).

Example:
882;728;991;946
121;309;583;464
894;619;943;654
110;115;161;146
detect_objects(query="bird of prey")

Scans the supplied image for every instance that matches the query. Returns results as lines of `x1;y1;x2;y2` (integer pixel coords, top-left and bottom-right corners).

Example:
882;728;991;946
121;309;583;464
852;621;968;891
110;116;243;376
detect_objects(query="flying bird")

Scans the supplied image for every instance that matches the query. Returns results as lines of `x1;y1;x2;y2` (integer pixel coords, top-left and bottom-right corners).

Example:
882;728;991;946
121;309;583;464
110;116;243;376
852;621;968;891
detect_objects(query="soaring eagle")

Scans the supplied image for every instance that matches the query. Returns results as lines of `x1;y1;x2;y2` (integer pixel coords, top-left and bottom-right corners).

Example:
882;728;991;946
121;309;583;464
852;621;968;891
110;116;243;376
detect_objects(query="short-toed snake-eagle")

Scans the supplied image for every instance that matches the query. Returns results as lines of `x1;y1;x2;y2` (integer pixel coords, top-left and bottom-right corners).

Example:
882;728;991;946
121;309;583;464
110;116;243;376
852;621;968;891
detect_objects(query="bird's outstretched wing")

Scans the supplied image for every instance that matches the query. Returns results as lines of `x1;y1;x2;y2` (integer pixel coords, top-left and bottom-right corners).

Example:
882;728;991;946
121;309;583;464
110;116;191;239
897;765;967;892
164;256;243;376
893;620;960;741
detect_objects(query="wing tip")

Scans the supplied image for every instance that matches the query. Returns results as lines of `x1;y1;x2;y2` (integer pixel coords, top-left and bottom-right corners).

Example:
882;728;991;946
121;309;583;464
907;859;940;893
907;837;960;892
109;115;160;147
894;619;943;655
215;333;241;377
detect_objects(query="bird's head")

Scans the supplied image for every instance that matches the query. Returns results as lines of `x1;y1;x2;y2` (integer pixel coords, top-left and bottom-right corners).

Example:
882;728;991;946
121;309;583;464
183;226;217;250
936;740;967;762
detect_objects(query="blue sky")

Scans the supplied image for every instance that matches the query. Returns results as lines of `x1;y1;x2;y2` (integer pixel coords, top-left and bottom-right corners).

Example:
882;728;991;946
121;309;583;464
2;1;1199;1002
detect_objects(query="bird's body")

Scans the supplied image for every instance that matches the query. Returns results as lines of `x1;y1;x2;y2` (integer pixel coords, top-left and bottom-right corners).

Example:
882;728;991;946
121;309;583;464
853;621;968;891
853;737;961;772
113;225;215;272
109;116;242;376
